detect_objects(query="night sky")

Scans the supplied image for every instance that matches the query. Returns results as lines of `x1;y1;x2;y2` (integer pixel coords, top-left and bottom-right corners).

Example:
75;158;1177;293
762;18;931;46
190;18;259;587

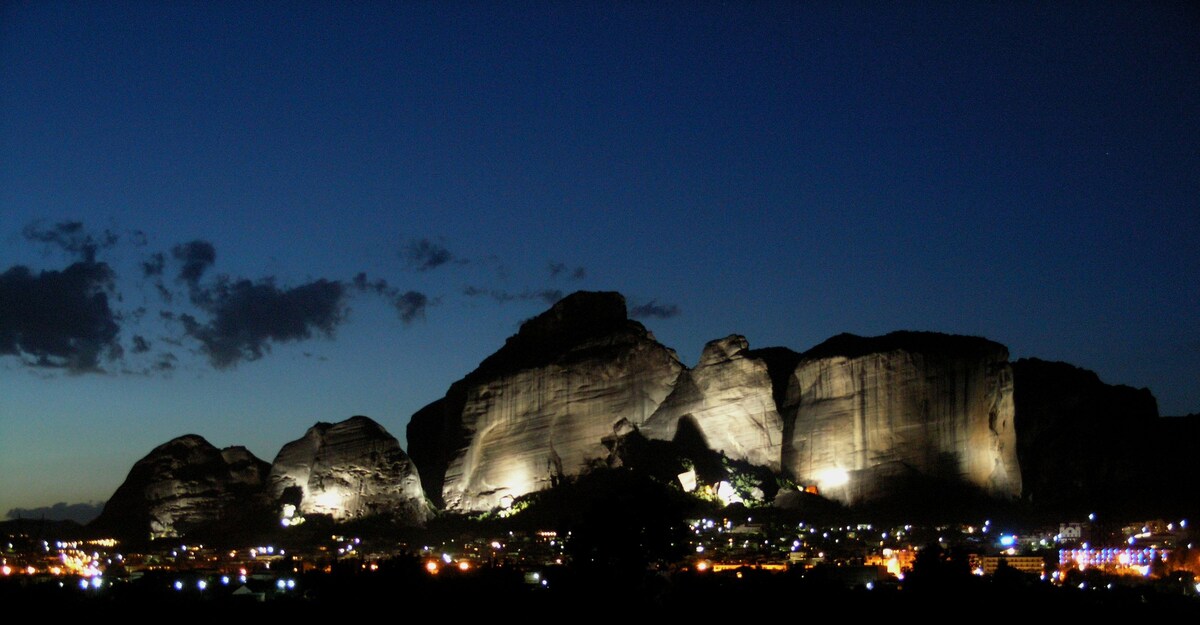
2;2;1197;519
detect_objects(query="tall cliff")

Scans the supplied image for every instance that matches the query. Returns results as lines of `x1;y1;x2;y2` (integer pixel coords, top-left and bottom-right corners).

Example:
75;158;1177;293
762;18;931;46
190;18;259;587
642;335;786;470
269;416;430;525
1011;358;1162;514
90;435;270;542
781;332;1022;505
407;291;683;511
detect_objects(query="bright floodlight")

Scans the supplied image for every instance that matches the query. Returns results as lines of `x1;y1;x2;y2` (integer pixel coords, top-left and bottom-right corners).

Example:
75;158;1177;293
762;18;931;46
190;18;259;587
817;468;850;488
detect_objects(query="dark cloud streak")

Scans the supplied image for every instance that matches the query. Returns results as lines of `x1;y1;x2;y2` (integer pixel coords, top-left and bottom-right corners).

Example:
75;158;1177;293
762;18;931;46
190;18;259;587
548;262;587;281
131;335;151;353
0;261;120;372
463;286;563;306
172;240;215;290
403;238;455;271
630;300;681;320
22;221;117;262
352;272;429;324
141;252;165;277
183;277;346;369
395;291;428;323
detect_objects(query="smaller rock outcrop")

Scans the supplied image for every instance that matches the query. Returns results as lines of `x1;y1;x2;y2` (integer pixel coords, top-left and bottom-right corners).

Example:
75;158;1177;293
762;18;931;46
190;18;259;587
642;335;785;469
90;435;270;542
269;416;429;525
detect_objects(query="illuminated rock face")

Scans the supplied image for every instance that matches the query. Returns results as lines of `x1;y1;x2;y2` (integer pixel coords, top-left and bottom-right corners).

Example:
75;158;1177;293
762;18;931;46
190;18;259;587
91;435;270;541
269;416;429;524
642;335;784;470
781;332;1022;504
408;291;684;512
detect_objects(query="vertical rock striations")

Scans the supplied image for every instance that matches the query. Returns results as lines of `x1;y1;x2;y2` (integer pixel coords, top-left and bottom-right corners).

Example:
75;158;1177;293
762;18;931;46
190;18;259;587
781;332;1021;505
90;435;270;542
408;291;684;512
269;415;430;524
642;335;785;470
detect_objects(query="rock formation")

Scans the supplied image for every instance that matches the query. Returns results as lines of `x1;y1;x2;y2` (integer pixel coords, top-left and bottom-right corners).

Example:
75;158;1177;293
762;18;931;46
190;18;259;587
407;291;684;511
1011;358;1159;512
408;296;1028;512
781;332;1022;505
268;416;429;524
642;335;785;470
90;435;270;542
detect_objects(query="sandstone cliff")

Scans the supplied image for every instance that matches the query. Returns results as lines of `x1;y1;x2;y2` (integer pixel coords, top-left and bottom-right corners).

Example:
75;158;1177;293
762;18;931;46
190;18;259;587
269;415;429;525
781;332;1022;505
642;335;785;470
90;435;270;542
408;291;683;511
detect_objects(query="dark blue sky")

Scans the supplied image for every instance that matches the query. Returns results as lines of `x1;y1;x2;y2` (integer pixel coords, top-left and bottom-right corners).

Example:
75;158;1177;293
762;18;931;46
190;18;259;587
2;2;1197;516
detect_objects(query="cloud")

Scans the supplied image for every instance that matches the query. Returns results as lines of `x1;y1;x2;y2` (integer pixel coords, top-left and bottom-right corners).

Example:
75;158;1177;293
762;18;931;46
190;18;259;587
403;238;455;271
154;352;177;372
549;262;587;281
352;272;390;296
630;300;681;320
172;240;216;289
0;261;120;372
352;273;430;324
6;502;104;524
22;220;118;262
141;252;165;277
181;277;346;368
463;286;563;306
131;335;151;353
395;291;428;323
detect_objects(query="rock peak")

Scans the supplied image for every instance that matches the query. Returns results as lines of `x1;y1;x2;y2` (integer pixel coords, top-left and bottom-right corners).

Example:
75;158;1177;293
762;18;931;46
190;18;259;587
514;290;628;341
698;334;749;367
472;290;653;377
802;330;1008;361
269;415;429;524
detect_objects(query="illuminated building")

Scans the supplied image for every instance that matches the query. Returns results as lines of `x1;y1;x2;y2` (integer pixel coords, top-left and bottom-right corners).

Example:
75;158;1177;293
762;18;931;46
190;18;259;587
980;556;1045;576
1060;547;1168;576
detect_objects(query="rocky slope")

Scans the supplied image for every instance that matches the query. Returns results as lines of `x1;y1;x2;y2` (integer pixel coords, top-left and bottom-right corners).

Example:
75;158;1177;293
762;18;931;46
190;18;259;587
780;332;1022;505
408;291;684;511
269;416;429;524
89;435;270;542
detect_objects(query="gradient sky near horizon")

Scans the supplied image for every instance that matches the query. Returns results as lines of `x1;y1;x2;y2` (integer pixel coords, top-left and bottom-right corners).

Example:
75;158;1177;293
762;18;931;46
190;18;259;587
2;2;1198;519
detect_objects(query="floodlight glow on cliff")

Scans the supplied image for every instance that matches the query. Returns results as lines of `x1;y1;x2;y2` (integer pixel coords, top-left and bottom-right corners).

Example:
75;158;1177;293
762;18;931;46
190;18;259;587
817;468;850;489
314;491;342;512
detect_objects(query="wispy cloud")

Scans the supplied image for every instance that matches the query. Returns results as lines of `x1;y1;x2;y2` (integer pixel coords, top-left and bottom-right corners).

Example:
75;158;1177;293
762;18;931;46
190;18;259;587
463;286;563;306
172;240;216;290
630;300;681;320
352;273;430;324
403;238;457;271
548;261;587;281
22;220;118;263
